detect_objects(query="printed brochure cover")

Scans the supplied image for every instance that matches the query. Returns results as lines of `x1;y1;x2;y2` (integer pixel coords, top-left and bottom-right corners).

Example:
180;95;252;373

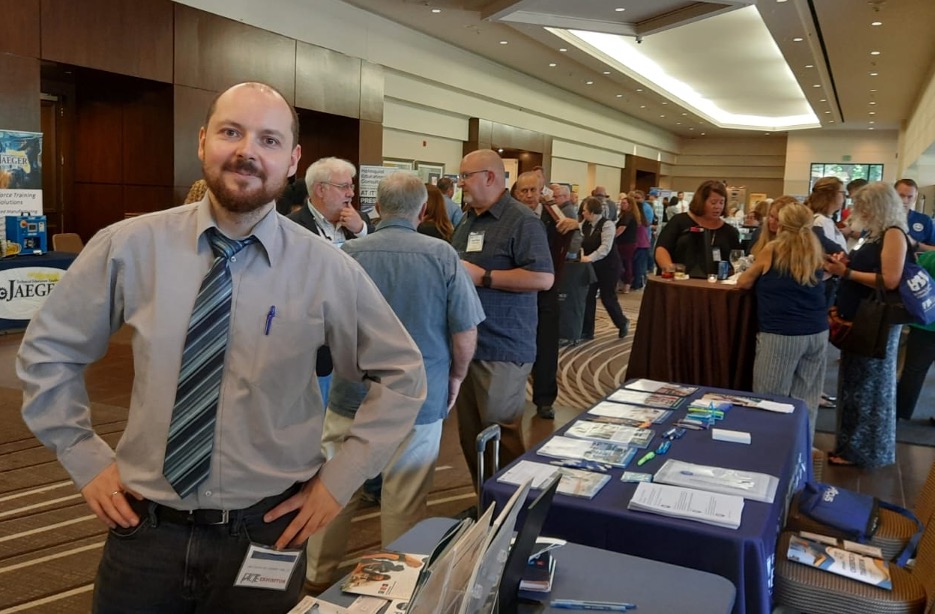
787;535;893;590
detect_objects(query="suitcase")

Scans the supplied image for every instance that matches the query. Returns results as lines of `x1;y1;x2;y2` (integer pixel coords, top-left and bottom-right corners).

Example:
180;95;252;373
475;424;501;516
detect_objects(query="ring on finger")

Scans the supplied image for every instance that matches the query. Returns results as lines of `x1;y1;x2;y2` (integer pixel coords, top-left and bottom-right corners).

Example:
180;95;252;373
110;490;122;497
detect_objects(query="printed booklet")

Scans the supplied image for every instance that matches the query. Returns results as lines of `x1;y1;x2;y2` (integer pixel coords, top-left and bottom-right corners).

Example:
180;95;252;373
787;535;892;590
624;378;699;397
607;388;685;410
537;436;638;468
565;420;655;449
587;400;672;424
497;460;611;499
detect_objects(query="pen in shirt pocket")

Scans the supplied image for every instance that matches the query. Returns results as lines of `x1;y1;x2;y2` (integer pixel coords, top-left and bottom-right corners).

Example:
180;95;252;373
264;306;276;335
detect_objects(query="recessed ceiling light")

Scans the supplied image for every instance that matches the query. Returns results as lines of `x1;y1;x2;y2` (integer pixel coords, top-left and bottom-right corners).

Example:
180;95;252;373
869;111;876;115
499;40;508;45
640;105;646;108
689;128;694;131
870;89;877;92
870;72;878;76
793;37;804;42
701;132;706;136
869;127;875;130
585;80;594;85
602;71;611;75
549;63;557;67
681;112;688;116
676;122;681;125
829;120;835;123
813;84;821;88
777;0;787;3
869;101;877;105
824;111;831;114
559;48;567;52
616;94;623;98
870;51;880;56
765;132;771;135
871;21;882;26
636;88;643;92
660;115;666;118
869;121;875;124
615;7;626;11
805;64;814;68
662;102;668;105
431;8;441;13
819;99;827;102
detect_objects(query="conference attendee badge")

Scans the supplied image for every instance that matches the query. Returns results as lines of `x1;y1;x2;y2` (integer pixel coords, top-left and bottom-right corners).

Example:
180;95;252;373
466;231;485;252
234;543;302;591
712;248;722;261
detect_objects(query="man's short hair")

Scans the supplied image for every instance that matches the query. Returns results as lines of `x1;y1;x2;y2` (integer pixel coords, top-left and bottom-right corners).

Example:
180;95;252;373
377;172;428;220
896;178;919;191
204;82;300;148
437;177;454;193
847;178;869;194
305;157;357;191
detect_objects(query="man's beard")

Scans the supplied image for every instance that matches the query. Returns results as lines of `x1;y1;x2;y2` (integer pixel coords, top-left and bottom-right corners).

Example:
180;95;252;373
203;158;286;214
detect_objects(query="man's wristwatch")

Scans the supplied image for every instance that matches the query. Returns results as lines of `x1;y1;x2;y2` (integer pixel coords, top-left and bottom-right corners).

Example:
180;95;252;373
482;270;493;288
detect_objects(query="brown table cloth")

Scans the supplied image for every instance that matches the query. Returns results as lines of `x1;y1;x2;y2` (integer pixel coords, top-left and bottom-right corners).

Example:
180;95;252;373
627;276;757;390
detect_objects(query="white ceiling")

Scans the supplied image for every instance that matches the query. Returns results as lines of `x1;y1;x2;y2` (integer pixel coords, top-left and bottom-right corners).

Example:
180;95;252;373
344;0;935;138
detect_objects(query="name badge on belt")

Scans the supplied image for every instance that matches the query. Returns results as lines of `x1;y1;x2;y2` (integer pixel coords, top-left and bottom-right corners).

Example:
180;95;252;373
234;542;302;591
466;231;485;253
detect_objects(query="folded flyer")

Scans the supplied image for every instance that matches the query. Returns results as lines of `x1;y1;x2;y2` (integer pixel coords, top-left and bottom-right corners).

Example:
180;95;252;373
625;378;699;397
341;551;427;600
587;400;672;424
565;420;655;449
653;459;779;504
537;436;638;467
497;460;611;499
627;482;744;529
698;392;794;414
787;535;892;590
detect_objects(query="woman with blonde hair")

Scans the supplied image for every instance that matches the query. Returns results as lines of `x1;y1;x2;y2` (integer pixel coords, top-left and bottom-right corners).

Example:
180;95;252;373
738;203;828;438
748;196;797;257
823;182;909;467
417;184;454;242
808;176;848;305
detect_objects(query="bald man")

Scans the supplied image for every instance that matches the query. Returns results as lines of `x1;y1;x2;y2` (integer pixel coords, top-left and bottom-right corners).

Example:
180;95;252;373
452;150;554;483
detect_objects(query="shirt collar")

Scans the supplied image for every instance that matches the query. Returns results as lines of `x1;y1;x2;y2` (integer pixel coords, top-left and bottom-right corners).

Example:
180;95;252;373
194;196;280;267
474;190;512;220
376;218;417;232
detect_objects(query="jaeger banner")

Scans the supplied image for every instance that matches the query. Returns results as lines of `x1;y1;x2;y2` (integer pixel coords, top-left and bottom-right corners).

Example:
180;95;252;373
0;130;43;216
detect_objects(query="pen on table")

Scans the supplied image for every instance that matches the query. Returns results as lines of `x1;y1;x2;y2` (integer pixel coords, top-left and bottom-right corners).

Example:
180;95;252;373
265;305;276;336
550;599;636;611
636;451;655;466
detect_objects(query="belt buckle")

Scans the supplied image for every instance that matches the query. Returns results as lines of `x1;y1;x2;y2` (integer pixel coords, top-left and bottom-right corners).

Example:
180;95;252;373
205;509;230;525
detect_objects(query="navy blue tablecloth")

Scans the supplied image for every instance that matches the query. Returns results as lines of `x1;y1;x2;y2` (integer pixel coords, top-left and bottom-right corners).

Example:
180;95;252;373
0;251;77;332
481;383;811;614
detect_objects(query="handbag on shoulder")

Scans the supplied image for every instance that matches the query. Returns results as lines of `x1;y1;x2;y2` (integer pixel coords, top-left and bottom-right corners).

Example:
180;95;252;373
829;274;891;359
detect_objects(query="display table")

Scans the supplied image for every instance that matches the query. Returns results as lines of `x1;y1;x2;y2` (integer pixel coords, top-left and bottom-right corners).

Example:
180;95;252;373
0;252;77;332
317;517;736;613
627;276;757;390
482;383;811;614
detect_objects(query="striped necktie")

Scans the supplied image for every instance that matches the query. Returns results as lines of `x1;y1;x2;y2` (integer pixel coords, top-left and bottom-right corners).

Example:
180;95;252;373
163;228;256;499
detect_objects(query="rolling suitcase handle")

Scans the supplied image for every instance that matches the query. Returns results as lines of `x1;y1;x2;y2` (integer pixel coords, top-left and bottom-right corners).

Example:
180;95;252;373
475;424;501;513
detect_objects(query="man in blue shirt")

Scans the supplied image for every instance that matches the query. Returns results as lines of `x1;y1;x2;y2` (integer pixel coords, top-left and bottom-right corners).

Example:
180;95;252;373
452;149;554;485
305;172;484;591
437;176;464;227
897;178;935;251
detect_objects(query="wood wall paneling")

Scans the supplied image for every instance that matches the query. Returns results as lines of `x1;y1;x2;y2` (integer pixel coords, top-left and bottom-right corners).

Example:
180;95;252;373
0;0;40;58
40;0;173;82
122;84;174;187
73;183;123;241
173;86;217;193
125;185;174;214
295;43;361;119
359;62;384;123
74;96;123;184
297;108;361;205
0;55;40;131
358;120;383;167
174;4;296;101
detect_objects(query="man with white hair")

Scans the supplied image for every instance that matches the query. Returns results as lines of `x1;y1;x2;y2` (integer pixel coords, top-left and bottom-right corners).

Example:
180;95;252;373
288;156;370;246
305;172;484;591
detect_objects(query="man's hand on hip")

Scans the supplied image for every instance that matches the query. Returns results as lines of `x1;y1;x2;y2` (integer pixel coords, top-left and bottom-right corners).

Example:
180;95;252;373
266;474;340;550
81;462;143;529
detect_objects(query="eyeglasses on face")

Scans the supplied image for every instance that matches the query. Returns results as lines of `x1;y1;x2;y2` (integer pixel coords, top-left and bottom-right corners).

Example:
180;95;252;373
458;170;490;181
321;181;355;191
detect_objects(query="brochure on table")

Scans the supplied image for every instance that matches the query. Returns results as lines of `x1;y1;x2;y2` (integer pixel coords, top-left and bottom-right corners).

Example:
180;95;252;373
587;400;672;424
698;392;795;414
564;420;655;449
607;388;686;410
627;481;744;529
537;436;637;468
787;535;893;590
498;460;611;499
624;378;699;397
654;459;779;504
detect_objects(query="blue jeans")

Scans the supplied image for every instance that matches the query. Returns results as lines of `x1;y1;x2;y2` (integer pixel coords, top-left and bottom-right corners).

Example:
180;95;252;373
93;488;305;613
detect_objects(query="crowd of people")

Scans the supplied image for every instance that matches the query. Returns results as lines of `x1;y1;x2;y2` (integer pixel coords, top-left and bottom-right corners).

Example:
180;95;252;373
15;79;935;612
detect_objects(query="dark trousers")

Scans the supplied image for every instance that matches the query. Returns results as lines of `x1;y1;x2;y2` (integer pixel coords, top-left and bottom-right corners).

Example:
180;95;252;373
583;260;629;337
896;327;935;420
632;248;649;289
92;487;305;614
532;286;560;407
617;242;636;285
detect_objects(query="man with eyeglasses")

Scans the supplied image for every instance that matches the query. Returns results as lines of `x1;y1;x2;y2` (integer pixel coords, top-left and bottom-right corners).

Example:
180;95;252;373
452;150;554;486
896;178;935;252
288;156;371;248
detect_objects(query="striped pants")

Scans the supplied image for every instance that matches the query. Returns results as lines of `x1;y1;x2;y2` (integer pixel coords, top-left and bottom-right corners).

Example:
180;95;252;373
752;330;828;442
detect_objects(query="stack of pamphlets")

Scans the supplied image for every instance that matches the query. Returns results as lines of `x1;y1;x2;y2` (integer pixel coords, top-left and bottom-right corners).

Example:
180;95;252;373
786;535;893;590
653;459;779;504
624;378;699;397
627;481;744;529
536;436;638;468
564;420;655;449
697;392;794;414
340;551;427;600
498;460;611;499
587;401;672;424
607;388;686;410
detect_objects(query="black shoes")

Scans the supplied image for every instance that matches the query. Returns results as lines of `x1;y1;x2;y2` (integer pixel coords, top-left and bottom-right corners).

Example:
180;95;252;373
618;321;630;338
537;405;555;419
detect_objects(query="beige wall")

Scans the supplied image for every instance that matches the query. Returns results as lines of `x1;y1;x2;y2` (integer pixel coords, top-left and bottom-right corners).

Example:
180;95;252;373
784;130;899;196
382;127;463;174
667;136;787;199
551;158;589;195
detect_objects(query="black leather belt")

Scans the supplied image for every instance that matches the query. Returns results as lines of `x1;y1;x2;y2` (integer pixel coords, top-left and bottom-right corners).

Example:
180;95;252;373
155;506;232;525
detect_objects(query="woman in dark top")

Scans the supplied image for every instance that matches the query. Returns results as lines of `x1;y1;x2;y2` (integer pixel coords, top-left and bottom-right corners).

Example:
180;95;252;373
655;180;741;276
417;184;454;242
581;198;630;339
823;182;909;468
614;193;639;293
737;203;828;439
